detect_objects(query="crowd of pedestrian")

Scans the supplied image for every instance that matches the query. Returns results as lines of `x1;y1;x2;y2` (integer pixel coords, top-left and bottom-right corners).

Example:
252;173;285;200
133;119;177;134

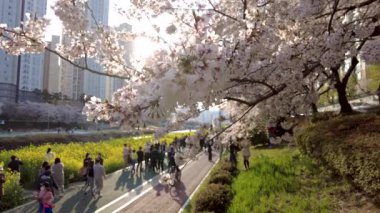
0;130;239;212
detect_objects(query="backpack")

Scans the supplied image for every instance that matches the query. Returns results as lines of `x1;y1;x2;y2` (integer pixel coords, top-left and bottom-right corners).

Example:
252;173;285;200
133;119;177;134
79;167;87;176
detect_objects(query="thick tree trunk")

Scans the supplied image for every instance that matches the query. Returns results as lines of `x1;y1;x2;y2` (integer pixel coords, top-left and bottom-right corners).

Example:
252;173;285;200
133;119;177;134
335;83;353;113
310;103;318;115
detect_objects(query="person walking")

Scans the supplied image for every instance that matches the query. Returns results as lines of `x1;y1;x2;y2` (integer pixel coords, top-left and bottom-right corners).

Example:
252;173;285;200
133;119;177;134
45;148;55;163
39;170;58;195
93;159;106;197
123;144;130;171
37;182;54;213
241;142;251;170
207;139;214;162
143;143;151;170
51;158;64;196
158;144;165;172
0;166;5;200
38;162;50;177
84;160;95;197
7;155;23;173
150;146;158;173
136;147;144;175
229;141;238;168
129;150;136;175
96;153;104;165
83;153;91;167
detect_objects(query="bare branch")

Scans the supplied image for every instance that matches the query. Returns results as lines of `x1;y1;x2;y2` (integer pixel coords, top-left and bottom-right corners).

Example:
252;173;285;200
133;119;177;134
206;0;240;22
230;78;278;93
224;96;253;105
328;0;340;33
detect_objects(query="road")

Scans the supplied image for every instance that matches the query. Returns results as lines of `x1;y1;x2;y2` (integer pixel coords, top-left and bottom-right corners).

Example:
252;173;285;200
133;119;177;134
6;152;217;213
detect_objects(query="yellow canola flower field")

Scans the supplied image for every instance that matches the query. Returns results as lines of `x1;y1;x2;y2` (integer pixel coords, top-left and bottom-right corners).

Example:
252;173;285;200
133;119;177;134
0;133;188;188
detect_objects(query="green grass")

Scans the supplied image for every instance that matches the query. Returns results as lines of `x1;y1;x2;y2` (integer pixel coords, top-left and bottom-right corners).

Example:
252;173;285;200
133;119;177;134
228;147;339;213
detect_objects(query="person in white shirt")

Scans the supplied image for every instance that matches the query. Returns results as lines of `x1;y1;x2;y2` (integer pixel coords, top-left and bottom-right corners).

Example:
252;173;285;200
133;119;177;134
93;159;106;197
45;148;55;163
241;141;251;170
51;158;64;196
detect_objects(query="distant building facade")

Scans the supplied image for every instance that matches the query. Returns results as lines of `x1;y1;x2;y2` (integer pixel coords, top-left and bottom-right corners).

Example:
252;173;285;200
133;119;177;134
0;0;47;102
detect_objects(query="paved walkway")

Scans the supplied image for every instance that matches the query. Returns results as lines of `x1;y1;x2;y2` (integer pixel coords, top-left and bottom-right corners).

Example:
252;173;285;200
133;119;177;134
7;152;217;213
115;152;217;213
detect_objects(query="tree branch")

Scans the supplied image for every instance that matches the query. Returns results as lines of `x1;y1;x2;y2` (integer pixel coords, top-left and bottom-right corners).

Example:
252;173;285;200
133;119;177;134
230;78;278;93
224;96;253;106
342;39;367;86
0;27;134;79
328;0;340;34
206;0;240;22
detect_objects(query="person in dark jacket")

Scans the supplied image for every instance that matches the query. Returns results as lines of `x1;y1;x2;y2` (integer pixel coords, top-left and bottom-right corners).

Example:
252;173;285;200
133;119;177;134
8;155;23;172
136;147;144;174
207;139;214;161
39;171;58;195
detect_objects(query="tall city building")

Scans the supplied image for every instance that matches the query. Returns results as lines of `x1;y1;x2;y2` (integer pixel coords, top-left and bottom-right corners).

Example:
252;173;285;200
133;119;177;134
43;35;61;94
83;0;109;100
19;0;47;92
60;36;84;100
0;0;47;102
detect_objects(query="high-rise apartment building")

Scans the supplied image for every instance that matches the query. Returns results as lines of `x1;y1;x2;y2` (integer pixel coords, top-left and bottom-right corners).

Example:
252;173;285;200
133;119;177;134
59;36;84;100
43;35;61;94
19;0;47;92
83;0;109;100
0;0;47;102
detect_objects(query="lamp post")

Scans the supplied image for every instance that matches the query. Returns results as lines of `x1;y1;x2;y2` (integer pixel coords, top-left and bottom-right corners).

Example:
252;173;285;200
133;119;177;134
15;0;26;103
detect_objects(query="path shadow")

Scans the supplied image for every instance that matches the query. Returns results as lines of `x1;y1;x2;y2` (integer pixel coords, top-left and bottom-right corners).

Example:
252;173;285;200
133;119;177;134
170;181;188;206
153;183;165;196
114;170;132;191
58;189;95;213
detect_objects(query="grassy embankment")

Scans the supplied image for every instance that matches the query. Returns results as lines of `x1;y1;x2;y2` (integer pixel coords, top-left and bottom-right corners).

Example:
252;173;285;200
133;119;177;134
186;112;380;213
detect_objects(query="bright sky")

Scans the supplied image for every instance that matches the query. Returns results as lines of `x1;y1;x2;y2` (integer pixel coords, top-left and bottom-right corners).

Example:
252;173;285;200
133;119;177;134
45;0;171;59
46;0;131;40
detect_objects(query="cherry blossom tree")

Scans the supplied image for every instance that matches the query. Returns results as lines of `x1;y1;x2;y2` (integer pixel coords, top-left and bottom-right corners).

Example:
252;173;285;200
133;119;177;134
0;0;379;139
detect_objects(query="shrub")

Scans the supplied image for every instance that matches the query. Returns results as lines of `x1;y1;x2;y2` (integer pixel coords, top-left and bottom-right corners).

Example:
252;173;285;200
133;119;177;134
194;183;233;213
0;172;24;211
296;113;380;197
208;171;233;185
219;160;239;177
248;128;269;146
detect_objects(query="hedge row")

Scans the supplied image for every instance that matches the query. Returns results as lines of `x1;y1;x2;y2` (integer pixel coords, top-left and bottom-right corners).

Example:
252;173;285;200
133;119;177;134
295;113;380;198
193;158;238;213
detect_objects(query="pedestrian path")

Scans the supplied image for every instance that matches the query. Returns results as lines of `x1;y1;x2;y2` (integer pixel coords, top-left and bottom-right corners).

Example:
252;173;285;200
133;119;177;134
6;152;218;213
8;166;166;213
117;152;217;213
